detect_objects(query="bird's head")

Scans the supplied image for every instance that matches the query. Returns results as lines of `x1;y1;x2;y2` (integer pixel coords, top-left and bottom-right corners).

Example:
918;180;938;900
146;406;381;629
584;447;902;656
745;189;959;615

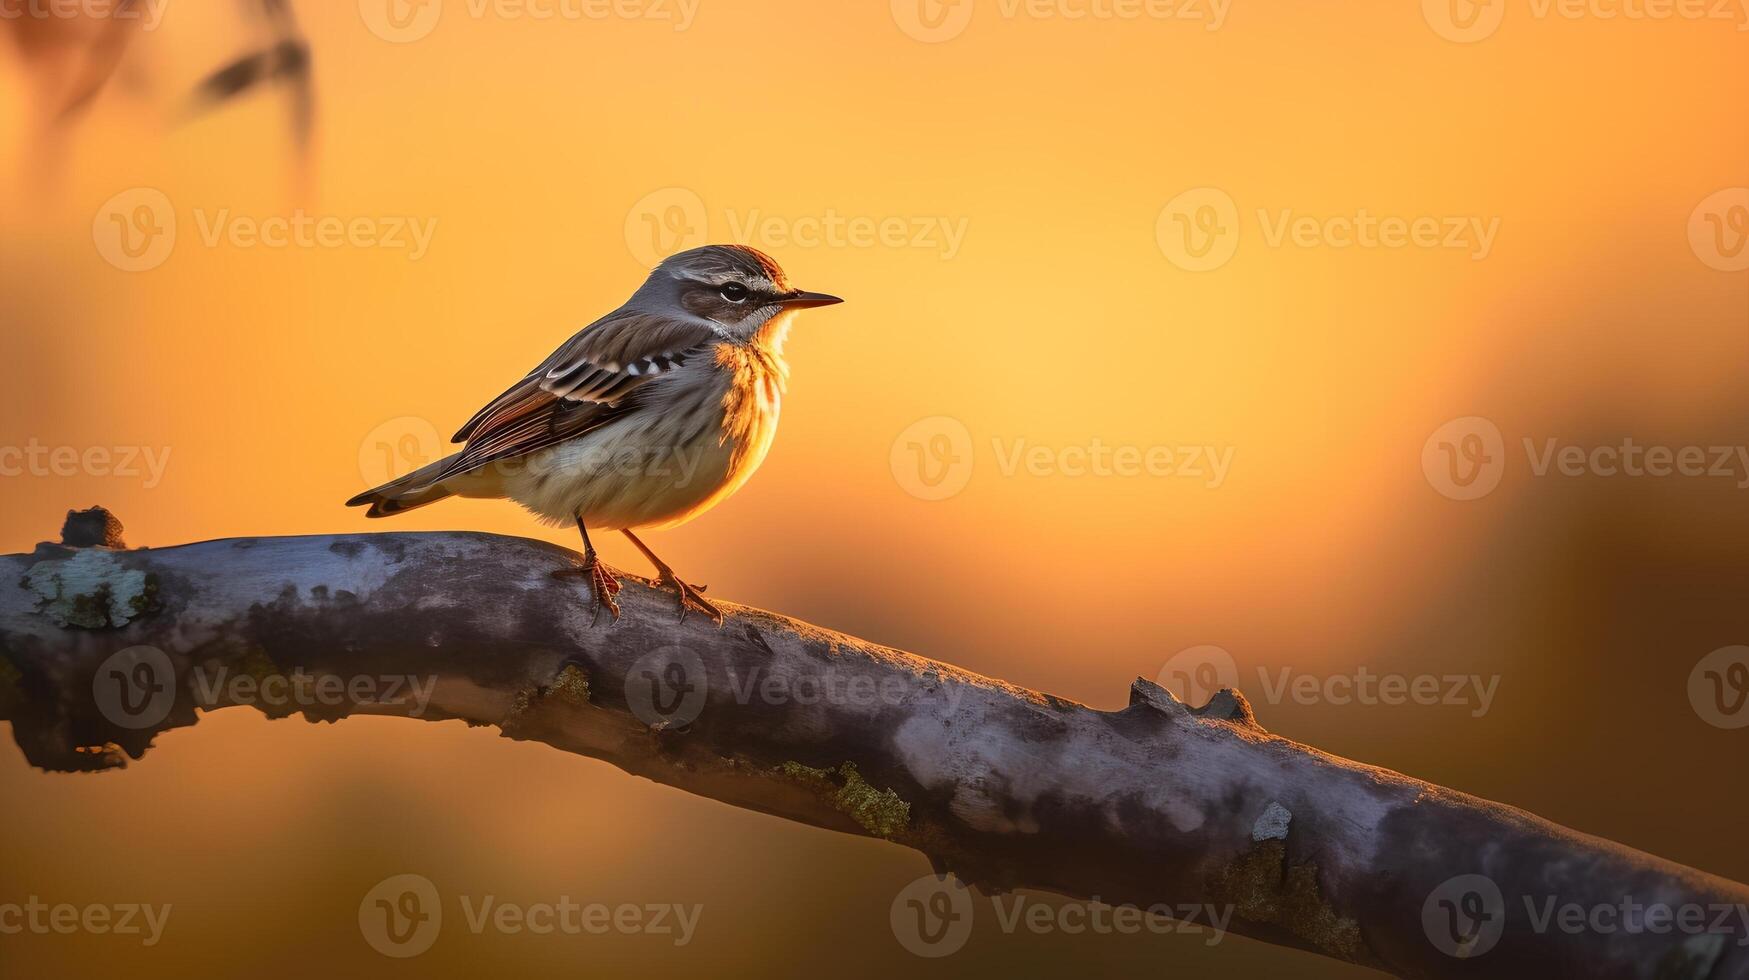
630;244;843;347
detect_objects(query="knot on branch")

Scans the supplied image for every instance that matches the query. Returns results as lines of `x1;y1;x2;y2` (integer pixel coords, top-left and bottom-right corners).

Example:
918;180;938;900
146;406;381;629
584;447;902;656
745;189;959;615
1197;688;1264;731
60;506;126;549
1128;678;1266;733
502;664;593;736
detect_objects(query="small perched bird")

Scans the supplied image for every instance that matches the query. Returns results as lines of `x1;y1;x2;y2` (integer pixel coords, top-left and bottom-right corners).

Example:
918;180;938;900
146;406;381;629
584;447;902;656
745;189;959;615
347;245;843;624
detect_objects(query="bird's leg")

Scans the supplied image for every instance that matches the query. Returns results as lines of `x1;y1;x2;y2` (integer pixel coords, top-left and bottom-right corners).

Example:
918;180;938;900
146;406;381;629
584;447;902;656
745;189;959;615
621;529;723;625
552;516;622;624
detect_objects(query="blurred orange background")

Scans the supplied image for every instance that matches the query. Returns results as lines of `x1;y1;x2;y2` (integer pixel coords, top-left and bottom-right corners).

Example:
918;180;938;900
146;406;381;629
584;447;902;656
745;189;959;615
2;1;1746;976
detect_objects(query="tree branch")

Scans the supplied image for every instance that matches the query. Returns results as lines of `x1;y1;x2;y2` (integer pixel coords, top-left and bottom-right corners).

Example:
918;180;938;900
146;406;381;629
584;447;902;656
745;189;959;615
2;509;1744;979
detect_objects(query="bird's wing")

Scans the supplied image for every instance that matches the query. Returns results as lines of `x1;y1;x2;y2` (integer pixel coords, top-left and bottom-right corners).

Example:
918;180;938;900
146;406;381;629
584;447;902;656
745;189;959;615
443;310;720;475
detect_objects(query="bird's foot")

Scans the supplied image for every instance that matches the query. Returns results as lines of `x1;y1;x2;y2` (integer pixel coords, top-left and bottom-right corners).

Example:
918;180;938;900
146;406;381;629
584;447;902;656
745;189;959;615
553;552;624;625
657;570;723;626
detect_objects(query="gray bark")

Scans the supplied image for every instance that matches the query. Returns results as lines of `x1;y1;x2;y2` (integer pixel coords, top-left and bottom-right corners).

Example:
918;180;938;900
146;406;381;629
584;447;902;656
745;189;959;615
1;509;1745;979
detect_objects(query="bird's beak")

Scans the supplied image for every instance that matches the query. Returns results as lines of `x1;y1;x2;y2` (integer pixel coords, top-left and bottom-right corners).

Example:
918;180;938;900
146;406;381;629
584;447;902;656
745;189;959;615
779;290;845;310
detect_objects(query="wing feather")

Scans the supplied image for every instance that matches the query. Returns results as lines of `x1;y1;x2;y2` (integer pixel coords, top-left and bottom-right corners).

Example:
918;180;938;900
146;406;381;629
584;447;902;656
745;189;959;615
437;310;719;481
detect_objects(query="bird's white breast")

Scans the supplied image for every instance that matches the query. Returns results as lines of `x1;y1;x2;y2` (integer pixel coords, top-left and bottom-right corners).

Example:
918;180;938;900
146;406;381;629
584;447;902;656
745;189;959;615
497;341;785;531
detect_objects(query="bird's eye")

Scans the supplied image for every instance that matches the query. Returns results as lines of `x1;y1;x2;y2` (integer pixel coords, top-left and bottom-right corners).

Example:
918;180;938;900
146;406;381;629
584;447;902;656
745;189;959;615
720;283;750;303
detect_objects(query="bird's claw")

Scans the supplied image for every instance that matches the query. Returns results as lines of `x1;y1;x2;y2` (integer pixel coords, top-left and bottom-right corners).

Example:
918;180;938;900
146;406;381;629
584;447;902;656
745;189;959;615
659;572;722;625
553;555;623;625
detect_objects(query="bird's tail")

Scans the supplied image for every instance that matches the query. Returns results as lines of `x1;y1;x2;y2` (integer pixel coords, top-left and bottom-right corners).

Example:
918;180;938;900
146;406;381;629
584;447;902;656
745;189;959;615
345;454;462;519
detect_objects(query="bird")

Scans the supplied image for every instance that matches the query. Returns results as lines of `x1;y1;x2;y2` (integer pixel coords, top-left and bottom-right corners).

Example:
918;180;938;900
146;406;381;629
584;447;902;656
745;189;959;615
347;244;843;625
